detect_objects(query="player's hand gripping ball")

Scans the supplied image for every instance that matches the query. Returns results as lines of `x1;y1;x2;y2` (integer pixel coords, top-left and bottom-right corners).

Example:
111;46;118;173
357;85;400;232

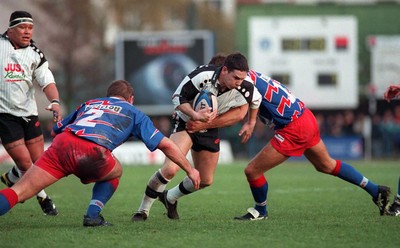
193;90;218;112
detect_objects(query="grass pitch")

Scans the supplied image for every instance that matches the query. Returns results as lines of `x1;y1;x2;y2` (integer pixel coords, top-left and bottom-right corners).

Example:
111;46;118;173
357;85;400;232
0;160;398;248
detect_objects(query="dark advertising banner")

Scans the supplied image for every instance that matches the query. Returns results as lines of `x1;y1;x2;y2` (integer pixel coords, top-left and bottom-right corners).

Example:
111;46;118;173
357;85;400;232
115;31;214;115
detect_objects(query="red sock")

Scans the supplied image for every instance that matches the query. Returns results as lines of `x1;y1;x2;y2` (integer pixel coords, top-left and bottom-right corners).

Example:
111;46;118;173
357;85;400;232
108;177;119;190
248;175;267;188
1;188;18;208
331;160;342;176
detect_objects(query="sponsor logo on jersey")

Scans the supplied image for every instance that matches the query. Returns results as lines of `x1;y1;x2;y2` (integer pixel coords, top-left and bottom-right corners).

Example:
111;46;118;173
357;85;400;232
150;129;159;139
84;103;122;113
4;63;26;82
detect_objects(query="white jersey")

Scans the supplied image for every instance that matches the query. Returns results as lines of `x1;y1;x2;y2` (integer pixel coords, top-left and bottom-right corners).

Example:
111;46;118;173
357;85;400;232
0;33;55;116
172;64;261;122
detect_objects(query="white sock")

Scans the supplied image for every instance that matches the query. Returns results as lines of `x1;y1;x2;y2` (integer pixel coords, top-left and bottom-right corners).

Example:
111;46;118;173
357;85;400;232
7;166;21;183
395;194;400;203
36;190;48;199
137;169;170;215
167;176;196;203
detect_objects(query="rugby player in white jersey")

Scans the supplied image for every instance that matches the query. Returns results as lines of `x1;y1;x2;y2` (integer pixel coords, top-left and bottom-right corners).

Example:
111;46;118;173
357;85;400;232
0;11;62;215
132;52;261;221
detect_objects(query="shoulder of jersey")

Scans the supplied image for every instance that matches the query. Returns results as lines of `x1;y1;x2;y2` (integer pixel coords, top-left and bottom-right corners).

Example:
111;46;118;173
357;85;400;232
240;79;256;90
29;42;46;58
27;42;47;67
188;64;217;77
233;78;257;104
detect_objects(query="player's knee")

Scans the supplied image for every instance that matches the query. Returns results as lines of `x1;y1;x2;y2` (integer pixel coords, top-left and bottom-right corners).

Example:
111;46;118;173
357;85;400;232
199;183;211;189
244;165;256;178
160;163;180;180
200;179;213;188
14;159;33;172
313;163;333;174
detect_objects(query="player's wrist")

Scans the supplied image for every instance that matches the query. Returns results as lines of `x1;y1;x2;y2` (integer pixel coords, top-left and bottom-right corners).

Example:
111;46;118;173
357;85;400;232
51;99;60;105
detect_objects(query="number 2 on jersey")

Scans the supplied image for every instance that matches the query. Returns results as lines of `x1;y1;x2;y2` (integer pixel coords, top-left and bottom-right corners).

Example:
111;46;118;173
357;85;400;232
76;109;104;127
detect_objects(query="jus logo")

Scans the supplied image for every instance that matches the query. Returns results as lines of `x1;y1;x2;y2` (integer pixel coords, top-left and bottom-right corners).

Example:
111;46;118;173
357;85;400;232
5;63;24;72
4;63;25;81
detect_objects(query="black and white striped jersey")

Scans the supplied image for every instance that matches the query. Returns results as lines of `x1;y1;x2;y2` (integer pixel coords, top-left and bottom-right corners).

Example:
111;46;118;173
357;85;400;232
172;64;261;122
0;33;55;116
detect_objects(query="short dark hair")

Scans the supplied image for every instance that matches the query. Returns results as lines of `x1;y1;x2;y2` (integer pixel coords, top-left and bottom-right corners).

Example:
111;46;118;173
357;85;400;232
208;53;226;66
106;80;134;101
223;52;249;72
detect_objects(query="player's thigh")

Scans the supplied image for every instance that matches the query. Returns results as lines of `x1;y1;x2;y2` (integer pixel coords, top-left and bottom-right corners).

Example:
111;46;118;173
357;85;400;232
12;165;58;202
169;131;192;153
25;135;45;162
100;156;123;181
3;139;33;170
161;131;192;178
304;140;336;173
246;142;288;178
192;150;219;185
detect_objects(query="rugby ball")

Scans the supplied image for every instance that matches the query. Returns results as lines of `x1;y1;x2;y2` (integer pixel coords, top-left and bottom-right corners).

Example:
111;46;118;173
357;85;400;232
193;90;217;112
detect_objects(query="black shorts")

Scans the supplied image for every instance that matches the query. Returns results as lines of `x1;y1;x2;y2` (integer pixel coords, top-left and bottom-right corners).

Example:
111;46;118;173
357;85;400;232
0;113;43;144
172;116;220;153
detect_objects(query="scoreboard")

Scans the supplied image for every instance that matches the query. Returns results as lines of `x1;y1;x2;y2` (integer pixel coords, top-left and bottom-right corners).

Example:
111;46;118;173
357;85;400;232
249;16;358;109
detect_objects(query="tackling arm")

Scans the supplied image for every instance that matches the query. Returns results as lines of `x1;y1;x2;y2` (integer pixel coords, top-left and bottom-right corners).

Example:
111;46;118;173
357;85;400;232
238;107;259;144
176;103;215;123
186;104;249;132
157;137;200;189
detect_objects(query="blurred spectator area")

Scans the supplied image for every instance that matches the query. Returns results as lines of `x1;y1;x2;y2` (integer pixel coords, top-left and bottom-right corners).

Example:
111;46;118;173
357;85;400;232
220;99;400;160
40;100;400;160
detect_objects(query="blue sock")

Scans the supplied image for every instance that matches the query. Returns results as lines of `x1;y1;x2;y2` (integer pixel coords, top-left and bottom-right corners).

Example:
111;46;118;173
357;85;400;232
0;194;11;215
86;178;119;218
249;176;268;216
335;161;378;198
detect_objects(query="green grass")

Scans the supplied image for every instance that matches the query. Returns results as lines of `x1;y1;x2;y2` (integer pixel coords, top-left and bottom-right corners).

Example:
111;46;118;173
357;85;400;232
0;161;399;248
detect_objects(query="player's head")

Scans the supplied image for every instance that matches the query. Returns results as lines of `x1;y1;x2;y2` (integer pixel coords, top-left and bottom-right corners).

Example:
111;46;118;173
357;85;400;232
218;52;248;90
9;11;33;28
7;11;34;48
208;53;226;67
107;80;134;103
223;52;249;73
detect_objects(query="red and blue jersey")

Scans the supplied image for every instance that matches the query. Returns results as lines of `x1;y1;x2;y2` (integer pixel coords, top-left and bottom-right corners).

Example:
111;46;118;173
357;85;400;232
53;97;164;151
247;70;305;129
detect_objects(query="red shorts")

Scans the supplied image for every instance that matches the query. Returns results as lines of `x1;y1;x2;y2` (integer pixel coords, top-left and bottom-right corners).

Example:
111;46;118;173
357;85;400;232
35;132;116;184
270;108;320;157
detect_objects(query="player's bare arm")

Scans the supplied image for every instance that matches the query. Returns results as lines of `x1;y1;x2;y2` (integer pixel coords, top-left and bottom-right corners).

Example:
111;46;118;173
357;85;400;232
238;107;259;144
43;83;62;122
186;104;249;133
157;137;201;189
